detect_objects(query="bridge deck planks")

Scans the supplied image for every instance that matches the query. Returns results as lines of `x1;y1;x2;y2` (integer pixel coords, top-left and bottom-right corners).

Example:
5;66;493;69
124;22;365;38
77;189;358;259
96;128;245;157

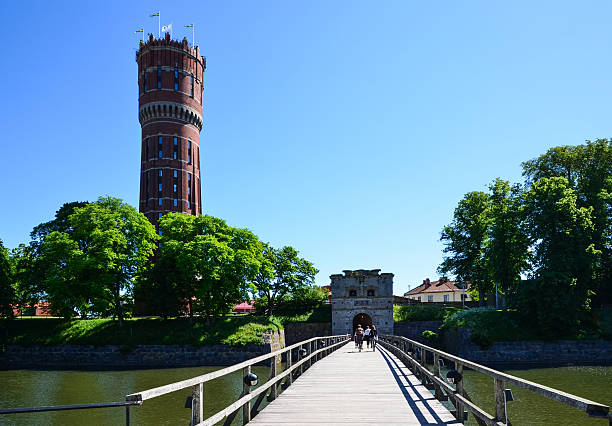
249;343;461;425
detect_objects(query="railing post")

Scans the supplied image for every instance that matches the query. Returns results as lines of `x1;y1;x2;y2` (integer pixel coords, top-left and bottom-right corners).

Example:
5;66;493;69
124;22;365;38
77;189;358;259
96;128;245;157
494;378;506;423
455;362;464;423
242;366;251;425
433;353;443;400
192;382;203;425
300;344;305;375
287;349;293;386
270;354;277;401
125;405;130;426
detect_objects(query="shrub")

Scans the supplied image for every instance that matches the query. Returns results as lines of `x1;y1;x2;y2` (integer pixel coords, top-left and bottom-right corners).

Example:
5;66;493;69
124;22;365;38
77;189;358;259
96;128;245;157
393;305;460;322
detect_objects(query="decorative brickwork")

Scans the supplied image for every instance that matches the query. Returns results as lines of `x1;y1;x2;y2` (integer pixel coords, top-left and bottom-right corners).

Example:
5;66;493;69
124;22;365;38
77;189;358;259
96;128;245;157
136;33;206;226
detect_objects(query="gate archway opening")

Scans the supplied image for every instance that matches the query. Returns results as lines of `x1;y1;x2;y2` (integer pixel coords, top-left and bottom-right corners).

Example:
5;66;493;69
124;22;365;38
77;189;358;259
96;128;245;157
353;313;372;332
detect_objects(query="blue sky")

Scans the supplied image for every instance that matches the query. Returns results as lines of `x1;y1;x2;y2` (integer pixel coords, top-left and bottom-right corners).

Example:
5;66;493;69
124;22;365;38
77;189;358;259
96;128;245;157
1;1;611;295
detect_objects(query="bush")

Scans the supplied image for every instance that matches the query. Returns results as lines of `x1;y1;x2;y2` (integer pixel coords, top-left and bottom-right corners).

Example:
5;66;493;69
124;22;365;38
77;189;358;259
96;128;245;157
255;286;329;316
393;305;460;322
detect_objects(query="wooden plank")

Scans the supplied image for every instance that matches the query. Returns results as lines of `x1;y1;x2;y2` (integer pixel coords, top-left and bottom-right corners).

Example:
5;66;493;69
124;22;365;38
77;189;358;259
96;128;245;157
248;343;461;425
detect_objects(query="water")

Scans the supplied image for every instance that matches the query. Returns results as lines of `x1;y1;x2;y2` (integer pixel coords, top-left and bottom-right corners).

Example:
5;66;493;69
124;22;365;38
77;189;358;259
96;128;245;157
0;365;273;426
0;365;610;425
460;366;612;425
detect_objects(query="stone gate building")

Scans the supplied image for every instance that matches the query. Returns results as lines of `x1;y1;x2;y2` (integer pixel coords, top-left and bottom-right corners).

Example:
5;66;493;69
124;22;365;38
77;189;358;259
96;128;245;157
330;269;394;335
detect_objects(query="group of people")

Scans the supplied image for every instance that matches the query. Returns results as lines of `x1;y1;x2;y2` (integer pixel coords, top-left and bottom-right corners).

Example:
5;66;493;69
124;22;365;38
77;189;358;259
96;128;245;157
353;324;377;352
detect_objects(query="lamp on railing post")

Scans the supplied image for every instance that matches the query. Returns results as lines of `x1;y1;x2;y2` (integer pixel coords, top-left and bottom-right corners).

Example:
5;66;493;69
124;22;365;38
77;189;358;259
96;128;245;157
504;389;514;426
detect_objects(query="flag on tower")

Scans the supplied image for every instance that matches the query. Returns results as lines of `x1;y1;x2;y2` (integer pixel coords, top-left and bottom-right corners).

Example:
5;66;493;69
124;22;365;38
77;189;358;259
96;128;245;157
162;23;172;32
149;12;159;17
184;24;193;28
134;29;143;33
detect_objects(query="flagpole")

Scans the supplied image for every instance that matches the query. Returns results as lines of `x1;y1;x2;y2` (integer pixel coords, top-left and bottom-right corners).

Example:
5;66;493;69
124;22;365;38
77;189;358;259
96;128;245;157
170;22;173;39
158;12;161;38
192;24;195;46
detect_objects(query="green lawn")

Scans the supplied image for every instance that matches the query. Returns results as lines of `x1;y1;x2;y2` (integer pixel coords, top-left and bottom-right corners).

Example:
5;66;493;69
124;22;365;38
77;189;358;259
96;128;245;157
0;305;332;348
393;305;461;322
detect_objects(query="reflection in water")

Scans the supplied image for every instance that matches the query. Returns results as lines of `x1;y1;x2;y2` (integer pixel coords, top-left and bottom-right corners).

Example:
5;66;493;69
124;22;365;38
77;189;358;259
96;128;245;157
0;365;273;426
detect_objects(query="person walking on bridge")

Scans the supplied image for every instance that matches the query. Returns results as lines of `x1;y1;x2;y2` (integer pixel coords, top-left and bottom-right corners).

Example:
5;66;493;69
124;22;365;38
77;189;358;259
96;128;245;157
354;324;364;352
370;325;378;351
364;325;372;348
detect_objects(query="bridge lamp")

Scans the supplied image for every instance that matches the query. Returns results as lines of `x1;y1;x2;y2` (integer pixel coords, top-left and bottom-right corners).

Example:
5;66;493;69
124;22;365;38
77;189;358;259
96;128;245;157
299;348;308;358
320;340;326;347
244;373;259;387
445;370;463;385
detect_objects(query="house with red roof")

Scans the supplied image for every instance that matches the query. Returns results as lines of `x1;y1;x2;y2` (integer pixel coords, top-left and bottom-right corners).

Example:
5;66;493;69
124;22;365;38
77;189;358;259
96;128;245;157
404;278;471;303
233;301;256;314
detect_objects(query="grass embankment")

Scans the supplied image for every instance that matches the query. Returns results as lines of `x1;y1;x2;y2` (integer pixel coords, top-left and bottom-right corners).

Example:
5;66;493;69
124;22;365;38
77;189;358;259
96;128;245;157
440;307;612;349
393;305;460;322
1;305;332;348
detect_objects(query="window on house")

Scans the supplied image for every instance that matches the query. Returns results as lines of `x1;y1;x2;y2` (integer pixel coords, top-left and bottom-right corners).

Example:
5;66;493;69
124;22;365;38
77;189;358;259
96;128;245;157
174;68;179;91
349;290;357;297
461;294;467;300
157;67;162;89
443;295;449;302
190;75;194;96
427;295;433;302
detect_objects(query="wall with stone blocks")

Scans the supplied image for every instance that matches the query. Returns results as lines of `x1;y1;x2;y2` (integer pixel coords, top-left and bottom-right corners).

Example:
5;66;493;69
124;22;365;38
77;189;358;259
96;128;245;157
442;328;612;368
393;321;443;342
283;322;332;346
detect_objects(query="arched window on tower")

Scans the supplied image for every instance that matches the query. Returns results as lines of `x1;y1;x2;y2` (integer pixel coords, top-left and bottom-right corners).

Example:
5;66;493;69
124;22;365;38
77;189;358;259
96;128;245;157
349;290;357;297
367;289;375;297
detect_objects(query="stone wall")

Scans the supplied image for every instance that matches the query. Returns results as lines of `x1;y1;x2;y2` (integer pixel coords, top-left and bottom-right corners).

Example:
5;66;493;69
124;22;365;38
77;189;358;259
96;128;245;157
0;331;284;370
283;322;332;346
442;328;612;368
394;321;442;342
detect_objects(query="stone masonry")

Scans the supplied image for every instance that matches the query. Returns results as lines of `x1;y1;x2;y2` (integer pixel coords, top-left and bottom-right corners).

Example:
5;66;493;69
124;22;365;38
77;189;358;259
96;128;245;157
331;269;394;335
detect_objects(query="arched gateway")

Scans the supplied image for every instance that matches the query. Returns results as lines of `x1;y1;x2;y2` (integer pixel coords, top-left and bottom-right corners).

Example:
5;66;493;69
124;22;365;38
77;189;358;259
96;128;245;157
330;269;394;335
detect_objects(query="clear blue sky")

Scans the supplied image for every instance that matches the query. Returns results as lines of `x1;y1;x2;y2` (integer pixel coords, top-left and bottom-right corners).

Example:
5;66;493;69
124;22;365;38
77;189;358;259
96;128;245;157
1;1;611;295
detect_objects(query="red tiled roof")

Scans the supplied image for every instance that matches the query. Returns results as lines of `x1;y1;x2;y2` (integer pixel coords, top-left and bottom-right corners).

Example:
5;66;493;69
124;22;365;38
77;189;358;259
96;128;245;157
405;279;469;295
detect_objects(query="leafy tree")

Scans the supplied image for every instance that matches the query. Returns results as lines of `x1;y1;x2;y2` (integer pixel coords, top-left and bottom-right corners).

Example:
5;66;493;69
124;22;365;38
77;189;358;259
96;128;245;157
517;177;597;334
0;238;15;318
30;201;89;254
35;197;157;323
439;192;492;305
522;140;612;304
254;245;318;315
485;179;530;298
145;214;263;321
10;244;42;310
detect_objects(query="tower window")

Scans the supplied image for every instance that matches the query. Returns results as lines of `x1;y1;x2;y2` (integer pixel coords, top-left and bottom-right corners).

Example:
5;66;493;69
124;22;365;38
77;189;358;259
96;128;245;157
158;170;162;177
174;68;179;91
143;72;148;92
157;67;162;89
188;140;192;164
158;136;163;158
158;198;162;206
367;289;375;297
349;290;357;297
158;183;162;192
188;201;191;209
145;138;149;159
173;170;178;178
173;198;178;207
173;184;177;192
158;212;162;220
190;75;194;97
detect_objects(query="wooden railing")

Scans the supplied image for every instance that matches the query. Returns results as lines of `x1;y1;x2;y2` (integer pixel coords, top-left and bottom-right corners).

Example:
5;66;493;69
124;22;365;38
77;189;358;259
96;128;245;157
126;334;349;426
379;334;611;425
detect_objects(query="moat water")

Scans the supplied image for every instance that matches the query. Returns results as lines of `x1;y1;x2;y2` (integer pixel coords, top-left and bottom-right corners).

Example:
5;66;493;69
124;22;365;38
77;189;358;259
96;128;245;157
0;364;610;425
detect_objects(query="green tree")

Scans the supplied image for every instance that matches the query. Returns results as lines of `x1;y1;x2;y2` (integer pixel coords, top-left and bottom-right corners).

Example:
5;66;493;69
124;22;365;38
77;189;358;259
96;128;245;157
30;201;89;254
255;245;318;315
146;214;263;321
439;192;492;305
10;244;42;310
517;177;597;334
522;140;612;304
485;179;530;299
0;238;15;318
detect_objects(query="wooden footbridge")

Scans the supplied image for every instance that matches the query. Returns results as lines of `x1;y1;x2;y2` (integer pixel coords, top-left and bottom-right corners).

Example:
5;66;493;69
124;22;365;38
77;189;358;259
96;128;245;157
1;334;611;425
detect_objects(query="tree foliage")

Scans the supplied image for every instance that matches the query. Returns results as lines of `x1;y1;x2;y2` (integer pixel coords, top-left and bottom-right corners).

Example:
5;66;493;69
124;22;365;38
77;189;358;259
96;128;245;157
0;239;14;318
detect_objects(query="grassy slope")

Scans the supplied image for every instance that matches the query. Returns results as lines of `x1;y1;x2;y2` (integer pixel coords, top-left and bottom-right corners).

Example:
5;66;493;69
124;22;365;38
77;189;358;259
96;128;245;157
1;305;332;347
393;305;460;322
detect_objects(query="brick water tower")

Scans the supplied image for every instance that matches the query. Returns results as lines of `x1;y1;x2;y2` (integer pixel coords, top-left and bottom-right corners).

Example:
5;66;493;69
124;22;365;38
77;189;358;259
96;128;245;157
136;33;206;226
